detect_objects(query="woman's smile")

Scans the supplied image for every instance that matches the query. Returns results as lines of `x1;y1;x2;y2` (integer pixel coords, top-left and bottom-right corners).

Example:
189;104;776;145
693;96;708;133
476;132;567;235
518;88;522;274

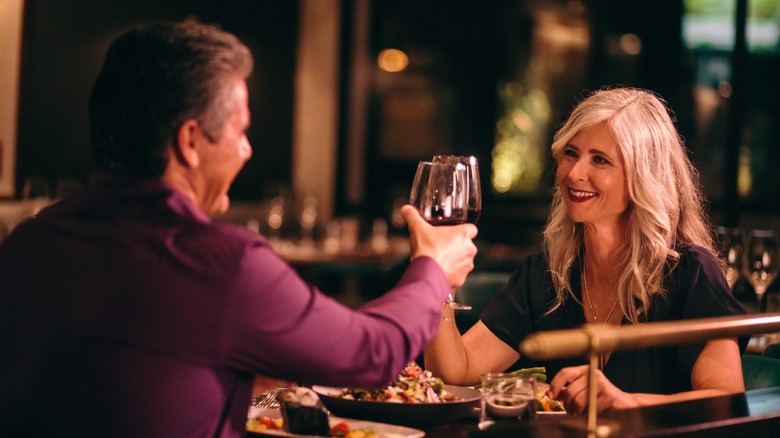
567;188;597;203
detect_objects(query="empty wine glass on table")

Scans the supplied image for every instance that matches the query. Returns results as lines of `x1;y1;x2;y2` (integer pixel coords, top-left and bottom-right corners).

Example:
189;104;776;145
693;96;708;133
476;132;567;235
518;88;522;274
742;229;780;312
410;159;476;309
716;226;744;290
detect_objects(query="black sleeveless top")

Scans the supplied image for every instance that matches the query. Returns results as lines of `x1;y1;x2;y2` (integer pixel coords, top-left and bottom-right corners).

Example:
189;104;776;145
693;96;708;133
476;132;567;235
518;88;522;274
481;245;748;394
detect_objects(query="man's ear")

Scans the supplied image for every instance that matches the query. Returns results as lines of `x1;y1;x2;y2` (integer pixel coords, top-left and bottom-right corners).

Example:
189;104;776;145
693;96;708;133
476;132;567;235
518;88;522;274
173;119;202;168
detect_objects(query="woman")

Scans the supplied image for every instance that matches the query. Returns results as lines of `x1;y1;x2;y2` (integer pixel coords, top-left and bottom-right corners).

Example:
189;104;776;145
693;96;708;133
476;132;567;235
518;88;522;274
424;87;747;414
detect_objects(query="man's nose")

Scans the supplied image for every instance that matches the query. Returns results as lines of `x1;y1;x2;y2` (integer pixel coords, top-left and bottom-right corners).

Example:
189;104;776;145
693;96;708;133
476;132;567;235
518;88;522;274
241;140;253;160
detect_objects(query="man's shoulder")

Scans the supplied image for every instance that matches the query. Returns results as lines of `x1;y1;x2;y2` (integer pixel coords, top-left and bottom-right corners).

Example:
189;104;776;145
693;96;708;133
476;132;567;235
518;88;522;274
181;219;271;256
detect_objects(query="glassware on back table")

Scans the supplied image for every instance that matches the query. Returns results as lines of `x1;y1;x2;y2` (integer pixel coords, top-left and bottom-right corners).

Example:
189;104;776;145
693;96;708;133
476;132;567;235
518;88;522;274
410;160;472;309
742;229;780;312
299;195;318;246
22;176;52;216
716;226;744;290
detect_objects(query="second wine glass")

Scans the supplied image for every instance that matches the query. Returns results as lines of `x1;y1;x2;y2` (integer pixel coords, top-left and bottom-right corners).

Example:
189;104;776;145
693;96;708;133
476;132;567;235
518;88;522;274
410;160;473;309
742;229;780;312
716;226;744;290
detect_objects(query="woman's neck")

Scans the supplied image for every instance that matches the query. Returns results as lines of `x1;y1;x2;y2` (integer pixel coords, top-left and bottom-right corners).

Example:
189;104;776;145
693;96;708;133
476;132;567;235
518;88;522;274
582;223;624;273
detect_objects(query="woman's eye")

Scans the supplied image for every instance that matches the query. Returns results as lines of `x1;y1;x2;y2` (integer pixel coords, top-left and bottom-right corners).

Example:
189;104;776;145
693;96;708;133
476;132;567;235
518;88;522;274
563;149;578;158
593;155;610;165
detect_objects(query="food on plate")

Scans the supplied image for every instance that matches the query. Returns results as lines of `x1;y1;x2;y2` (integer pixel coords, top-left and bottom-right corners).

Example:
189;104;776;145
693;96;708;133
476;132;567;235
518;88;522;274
246;415;284;432
534;381;566;412
248;386;379;437
329;421;378;438
246;414;378;437
277;387;330;435
476;367;565;413
332;362;461;403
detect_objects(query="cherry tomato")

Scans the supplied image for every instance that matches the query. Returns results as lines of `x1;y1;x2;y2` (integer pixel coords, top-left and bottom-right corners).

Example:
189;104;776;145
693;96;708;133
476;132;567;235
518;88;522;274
330;421;350;436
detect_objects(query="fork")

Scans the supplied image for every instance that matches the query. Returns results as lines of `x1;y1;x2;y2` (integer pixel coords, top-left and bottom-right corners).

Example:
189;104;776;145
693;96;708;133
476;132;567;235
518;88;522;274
252;387;283;409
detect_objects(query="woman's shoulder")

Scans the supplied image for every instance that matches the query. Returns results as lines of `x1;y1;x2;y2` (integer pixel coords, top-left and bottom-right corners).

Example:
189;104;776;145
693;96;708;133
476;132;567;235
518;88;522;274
674;243;720;272
669;243;730;296
508;251;550;276
503;251;553;291
666;243;747;319
521;251;550;268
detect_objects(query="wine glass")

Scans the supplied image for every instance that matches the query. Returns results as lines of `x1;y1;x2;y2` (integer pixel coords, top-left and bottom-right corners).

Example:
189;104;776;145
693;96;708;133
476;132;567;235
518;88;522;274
299;195;318;247
432;155;482;310
742;229;780;312
410;160;472;309
716;226;744;290
22;176;52;216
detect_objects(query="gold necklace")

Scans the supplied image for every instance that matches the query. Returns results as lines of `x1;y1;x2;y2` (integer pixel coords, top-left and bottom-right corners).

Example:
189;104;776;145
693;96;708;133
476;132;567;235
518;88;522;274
582;270;619;323
582;268;620;370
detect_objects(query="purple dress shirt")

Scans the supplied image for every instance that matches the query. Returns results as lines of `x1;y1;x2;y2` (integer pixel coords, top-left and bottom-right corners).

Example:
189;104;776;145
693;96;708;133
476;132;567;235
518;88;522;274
0;175;450;437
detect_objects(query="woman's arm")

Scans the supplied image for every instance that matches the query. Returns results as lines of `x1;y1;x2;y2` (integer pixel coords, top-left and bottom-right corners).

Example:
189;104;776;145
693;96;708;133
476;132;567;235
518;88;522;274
550;337;744;414
424;315;521;386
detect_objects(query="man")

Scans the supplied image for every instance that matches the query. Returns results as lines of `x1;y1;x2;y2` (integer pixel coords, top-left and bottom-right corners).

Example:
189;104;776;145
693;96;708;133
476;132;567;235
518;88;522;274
0;22;478;437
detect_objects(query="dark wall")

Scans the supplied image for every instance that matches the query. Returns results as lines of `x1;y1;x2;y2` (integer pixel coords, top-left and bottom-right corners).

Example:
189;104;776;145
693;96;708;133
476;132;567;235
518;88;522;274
16;0;298;200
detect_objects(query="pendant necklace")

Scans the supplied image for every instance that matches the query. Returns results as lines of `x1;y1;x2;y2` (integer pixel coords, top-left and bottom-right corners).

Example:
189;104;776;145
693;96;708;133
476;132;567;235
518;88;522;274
582;268;620;369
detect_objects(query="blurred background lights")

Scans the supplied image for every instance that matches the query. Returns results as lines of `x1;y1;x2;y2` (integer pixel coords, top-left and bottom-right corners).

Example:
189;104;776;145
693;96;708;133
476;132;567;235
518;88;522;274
618;33;642;55
718;80;733;98
377;48;409;72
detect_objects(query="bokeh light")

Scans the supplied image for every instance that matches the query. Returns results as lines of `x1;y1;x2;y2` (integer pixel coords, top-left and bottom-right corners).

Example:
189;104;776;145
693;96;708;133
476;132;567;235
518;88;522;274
378;48;409;72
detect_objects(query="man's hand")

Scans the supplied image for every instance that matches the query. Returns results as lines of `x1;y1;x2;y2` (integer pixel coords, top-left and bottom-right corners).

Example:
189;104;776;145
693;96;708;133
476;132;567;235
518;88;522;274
401;205;478;288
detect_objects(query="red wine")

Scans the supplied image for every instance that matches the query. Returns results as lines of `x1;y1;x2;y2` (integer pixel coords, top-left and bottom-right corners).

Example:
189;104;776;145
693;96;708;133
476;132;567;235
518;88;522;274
425;208;481;225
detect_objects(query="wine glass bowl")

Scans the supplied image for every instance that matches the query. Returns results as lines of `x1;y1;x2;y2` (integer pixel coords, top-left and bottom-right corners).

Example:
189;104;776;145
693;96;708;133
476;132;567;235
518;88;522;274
410;161;470;226
716;226;744;290
432;155;482;225
742;229;780;312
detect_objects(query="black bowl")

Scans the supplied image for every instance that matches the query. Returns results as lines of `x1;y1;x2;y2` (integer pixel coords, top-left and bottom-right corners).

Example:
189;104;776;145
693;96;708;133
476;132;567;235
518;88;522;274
312;384;480;429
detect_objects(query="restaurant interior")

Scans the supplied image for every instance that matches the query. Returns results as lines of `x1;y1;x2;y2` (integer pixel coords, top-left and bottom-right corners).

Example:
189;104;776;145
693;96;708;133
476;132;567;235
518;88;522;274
2;0;780;435
3;0;779;303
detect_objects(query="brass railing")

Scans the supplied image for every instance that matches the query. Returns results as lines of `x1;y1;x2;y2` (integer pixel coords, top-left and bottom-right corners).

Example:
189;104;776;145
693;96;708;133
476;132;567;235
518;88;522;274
519;312;780;437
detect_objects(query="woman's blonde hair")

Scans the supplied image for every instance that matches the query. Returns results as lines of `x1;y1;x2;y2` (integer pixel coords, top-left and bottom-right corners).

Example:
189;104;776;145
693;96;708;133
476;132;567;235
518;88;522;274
543;87;716;323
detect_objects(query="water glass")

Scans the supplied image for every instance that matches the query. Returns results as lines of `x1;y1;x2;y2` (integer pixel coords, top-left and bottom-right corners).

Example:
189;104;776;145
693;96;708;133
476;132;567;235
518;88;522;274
479;372;536;429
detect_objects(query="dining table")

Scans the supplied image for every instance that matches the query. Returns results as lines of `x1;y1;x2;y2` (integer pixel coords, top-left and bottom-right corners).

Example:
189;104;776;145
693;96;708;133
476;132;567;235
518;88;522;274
437;387;780;437
246;387;780;438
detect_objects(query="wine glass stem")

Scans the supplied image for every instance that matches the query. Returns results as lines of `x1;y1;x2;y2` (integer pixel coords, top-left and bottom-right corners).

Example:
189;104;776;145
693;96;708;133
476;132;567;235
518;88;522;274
444;289;472;310
757;291;768;312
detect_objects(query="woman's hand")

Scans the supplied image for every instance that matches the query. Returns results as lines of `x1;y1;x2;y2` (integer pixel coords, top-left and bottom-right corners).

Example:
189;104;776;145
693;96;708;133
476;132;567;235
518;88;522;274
548;339;744;414
549;365;637;414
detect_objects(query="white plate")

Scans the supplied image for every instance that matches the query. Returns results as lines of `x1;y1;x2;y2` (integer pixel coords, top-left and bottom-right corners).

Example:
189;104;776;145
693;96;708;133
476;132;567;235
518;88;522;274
537;410;567;415
247;407;425;438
